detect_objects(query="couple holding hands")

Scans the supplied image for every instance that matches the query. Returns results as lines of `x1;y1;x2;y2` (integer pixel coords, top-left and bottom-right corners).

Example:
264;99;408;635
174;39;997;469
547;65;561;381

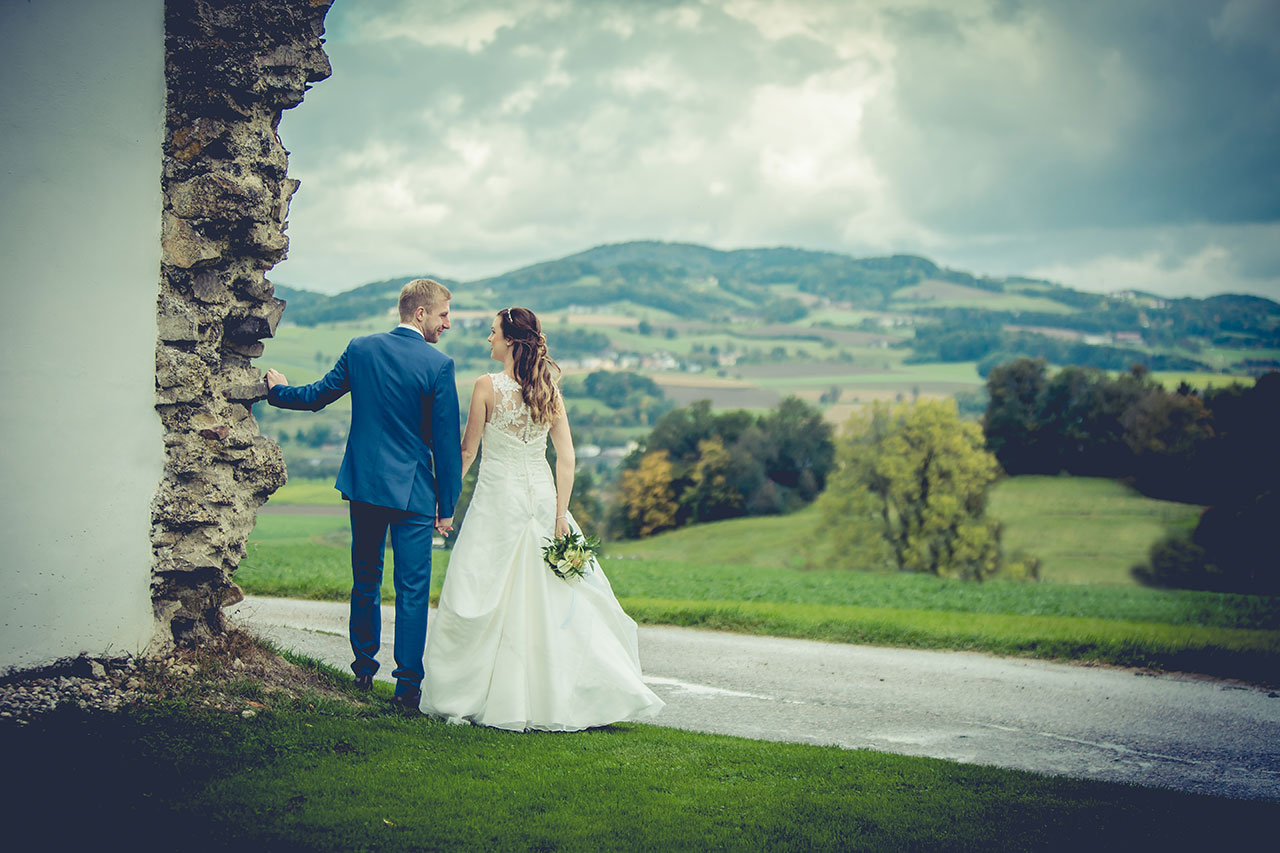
265;278;663;731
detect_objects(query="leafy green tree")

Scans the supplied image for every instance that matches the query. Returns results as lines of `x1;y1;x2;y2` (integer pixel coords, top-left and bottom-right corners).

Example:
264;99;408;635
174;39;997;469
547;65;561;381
567;467;604;534
1133;372;1280;593
552;328;612;358
582;370;662;409
616;451;679;538
683;437;744;522
815;400;1004;580
983;357;1049;474
645;400;753;466
758;396;834;500
1121;387;1213;501
1034;365;1144;477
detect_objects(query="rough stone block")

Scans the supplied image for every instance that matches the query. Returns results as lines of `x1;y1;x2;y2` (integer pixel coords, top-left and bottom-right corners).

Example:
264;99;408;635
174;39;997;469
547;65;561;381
156;293;200;344
167;529;224;571
171;170;272;222
165;440;214;477
156;0;332;647
215;364;269;403
161;212;222;269
246;221;288;258
191;270;230;304
277;177;300;224
156;346;210;390
223;340;266;359
231;268;273;301
225;296;285;342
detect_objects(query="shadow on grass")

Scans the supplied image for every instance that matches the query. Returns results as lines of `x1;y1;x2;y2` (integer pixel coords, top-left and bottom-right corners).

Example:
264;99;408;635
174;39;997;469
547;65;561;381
2;692;1277;851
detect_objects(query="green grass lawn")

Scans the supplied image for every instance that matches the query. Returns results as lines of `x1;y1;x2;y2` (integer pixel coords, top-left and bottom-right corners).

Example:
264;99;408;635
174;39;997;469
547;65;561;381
607;475;1201;587
988;476;1203;584
241;513;451;603
8;695;1276;851
265;479;348;506
239;475;1279;681
1149;370;1256;391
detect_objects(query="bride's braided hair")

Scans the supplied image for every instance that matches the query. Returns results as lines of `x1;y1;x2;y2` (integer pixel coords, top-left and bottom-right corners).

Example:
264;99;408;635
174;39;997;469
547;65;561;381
500;306;561;425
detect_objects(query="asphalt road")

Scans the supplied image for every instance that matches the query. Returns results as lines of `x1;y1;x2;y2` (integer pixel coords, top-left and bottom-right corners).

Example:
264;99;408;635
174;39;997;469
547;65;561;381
226;595;1280;802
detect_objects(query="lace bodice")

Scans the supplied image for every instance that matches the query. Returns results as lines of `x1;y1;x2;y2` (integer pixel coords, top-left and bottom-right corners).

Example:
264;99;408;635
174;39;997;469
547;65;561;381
488;372;551;445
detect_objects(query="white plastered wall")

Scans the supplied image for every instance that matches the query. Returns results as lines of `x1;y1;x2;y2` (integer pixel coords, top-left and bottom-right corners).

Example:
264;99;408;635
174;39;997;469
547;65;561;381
0;0;165;670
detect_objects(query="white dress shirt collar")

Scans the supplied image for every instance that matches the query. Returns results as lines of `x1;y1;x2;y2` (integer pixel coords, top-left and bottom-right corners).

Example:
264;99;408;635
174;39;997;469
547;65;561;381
396;323;425;339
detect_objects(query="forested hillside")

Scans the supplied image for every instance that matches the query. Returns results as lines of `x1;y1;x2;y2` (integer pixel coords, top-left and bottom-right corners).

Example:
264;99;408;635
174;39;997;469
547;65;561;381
274;241;1279;375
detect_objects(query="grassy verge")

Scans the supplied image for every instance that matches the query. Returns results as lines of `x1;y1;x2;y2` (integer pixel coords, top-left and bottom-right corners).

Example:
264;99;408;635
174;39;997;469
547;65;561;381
238;506;1279;680
619;598;1279;684
5;699;1276;851
241;522;1279;632
240;517;450;603
597;559;1279;630
263;477;349;505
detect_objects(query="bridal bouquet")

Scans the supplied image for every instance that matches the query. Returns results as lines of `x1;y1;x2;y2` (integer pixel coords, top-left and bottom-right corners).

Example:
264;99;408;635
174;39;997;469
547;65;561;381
542;530;600;580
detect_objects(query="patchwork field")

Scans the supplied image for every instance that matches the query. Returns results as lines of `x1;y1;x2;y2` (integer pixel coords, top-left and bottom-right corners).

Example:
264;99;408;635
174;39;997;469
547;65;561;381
890;279;1077;314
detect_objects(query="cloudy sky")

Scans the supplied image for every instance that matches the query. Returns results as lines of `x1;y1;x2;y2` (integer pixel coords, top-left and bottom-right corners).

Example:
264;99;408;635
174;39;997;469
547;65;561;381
272;0;1280;300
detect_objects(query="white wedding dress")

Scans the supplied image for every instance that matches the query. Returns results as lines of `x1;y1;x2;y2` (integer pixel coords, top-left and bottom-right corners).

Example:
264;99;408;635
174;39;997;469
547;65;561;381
421;372;664;731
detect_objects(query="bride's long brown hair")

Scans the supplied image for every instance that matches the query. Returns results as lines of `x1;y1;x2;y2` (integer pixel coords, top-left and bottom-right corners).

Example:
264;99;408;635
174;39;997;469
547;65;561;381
500;306;561;425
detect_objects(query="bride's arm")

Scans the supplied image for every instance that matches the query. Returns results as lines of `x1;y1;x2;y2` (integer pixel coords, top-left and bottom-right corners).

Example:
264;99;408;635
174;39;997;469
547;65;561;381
548;400;575;537
459;375;492;478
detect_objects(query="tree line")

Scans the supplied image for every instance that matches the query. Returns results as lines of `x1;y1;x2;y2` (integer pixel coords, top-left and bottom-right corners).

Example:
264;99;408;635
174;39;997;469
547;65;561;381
907;322;1209;374
562;370;674;429
609;398;835;538
914;294;1280;353
983;359;1278;593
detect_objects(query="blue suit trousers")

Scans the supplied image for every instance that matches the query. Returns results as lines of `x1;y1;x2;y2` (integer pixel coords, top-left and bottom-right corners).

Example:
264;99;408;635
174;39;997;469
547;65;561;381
348;500;435;696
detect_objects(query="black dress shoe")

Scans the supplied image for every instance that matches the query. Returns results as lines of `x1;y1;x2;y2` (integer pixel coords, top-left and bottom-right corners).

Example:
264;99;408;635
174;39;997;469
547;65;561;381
354;673;374;692
389;690;422;714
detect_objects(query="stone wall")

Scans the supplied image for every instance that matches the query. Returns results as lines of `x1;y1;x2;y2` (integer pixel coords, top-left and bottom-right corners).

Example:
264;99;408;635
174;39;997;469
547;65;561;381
153;0;332;646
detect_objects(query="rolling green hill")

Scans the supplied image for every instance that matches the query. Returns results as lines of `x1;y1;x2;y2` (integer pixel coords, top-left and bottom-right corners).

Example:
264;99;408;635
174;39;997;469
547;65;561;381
276;242;1091;325
272;241;1279;376
275;275;462;326
601;475;1202;586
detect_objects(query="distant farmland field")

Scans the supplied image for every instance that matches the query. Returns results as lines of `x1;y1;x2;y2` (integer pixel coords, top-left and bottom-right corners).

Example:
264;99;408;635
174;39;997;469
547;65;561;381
651;374;782;409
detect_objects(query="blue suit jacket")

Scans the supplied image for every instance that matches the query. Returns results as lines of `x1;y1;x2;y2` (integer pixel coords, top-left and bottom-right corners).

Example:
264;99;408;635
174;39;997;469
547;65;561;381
267;327;463;518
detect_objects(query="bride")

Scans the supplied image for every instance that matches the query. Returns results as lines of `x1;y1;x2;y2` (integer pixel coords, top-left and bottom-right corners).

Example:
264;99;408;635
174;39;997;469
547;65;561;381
421;306;664;731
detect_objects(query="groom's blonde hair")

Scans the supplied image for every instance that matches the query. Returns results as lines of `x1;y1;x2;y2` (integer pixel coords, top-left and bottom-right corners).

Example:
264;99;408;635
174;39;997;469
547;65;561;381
399;278;451;321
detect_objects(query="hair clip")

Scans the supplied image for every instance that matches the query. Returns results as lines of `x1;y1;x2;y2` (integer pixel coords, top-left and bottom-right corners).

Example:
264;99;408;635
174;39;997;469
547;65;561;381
506;308;513;324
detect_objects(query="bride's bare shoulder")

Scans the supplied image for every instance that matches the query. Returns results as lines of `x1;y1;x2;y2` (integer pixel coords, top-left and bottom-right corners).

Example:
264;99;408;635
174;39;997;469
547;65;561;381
470;372;496;401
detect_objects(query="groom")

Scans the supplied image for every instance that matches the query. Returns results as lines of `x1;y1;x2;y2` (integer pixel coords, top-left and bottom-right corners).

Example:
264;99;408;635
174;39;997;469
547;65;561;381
264;278;463;710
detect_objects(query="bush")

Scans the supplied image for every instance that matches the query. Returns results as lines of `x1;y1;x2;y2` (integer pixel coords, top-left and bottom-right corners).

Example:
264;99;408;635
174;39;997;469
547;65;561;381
1132;493;1278;594
1131;536;1214;590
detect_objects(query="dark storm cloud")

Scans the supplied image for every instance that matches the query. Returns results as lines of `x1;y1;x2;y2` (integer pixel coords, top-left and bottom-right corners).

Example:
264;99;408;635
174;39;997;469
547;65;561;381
869;0;1280;233
271;0;1280;299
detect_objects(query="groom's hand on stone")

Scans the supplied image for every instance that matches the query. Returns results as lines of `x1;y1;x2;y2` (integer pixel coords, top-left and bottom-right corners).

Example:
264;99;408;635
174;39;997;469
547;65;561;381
265;368;287;389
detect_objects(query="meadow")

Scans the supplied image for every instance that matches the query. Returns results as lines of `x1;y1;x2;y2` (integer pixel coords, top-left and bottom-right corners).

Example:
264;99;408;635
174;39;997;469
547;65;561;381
240;476;1279;683
8;656;1277;851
